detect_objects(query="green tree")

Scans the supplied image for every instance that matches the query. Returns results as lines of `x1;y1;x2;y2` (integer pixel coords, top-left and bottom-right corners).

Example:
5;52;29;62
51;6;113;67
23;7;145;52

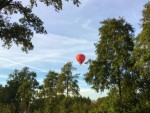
133;1;150;96
0;0;80;52
58;62;80;97
0;84;16;113
0;70;21;113
84;18;134;99
6;67;39;113
40;71;59;113
17;67;39;113
133;2;150;112
40;71;58;98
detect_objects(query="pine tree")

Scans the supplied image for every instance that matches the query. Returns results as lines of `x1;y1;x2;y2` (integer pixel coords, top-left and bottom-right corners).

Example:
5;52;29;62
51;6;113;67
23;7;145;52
58;62;79;97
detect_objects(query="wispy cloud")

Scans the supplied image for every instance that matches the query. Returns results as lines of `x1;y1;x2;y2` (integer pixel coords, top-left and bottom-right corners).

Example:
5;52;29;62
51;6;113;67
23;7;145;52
0;74;8;78
80;0;91;8
82;19;91;28
0;33;95;72
81;19;95;31
0;57;48;73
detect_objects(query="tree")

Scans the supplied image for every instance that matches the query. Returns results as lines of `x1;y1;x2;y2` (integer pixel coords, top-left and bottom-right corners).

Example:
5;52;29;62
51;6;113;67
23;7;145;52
0;0;80;52
0;85;15;113
17;67;39;113
84;18;134;99
0;70;21;113
6;67;39;113
39;70;59;113
40;71;58;97
133;2;150;112
57;62;79;97
133;1;150;95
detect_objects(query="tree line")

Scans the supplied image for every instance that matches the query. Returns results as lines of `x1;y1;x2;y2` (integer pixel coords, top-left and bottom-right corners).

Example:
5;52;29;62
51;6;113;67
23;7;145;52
0;1;150;113
0;62;92;113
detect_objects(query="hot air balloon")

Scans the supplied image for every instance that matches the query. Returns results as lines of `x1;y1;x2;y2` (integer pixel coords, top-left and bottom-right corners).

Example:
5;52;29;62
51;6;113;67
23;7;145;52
76;54;85;65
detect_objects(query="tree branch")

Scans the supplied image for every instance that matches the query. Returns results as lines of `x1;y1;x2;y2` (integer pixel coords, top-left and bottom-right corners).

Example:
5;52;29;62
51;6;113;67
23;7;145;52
0;0;13;10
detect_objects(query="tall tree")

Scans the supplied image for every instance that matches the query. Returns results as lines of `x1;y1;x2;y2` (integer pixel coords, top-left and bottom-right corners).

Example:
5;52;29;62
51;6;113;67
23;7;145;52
133;1;150;92
6;67;39;113
0;0;80;52
84;18;134;99
133;2;150;111
57;62;79;97
39;70;59;113
41;70;58;98
0;69;21;113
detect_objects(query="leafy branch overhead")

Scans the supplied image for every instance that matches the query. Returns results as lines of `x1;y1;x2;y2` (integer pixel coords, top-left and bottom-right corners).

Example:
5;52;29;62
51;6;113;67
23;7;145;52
0;0;80;52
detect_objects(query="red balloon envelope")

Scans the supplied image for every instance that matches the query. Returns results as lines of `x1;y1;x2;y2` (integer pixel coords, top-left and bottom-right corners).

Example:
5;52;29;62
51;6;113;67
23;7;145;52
76;54;86;65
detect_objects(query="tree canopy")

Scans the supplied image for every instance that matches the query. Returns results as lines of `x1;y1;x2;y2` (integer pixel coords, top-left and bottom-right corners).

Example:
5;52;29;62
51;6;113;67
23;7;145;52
84;18;134;99
0;0;80;52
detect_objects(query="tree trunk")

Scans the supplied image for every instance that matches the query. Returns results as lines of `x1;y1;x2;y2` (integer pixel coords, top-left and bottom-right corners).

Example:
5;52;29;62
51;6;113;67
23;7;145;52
117;66;122;100
118;76;122;100
66;80;69;97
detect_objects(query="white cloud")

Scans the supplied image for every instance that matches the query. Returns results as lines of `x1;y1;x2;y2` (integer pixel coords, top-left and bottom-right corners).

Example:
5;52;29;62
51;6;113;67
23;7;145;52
80;88;108;100
82;19;91;28
0;74;8;78
0;33;95;72
81;19;95;31
77;79;108;100
80;0;91;8
0;57;48;73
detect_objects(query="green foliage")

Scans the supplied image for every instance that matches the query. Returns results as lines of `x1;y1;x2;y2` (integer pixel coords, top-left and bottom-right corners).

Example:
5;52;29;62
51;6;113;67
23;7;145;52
30;0;80;10
40;71;58;98
0;0;80;52
87;2;150;113
132;2;150;113
0;67;39;113
40;71;59;112
133;1;150;93
33;62;81;113
84;18;134;99
58;62;80;97
53;96;92;113
0;1;45;52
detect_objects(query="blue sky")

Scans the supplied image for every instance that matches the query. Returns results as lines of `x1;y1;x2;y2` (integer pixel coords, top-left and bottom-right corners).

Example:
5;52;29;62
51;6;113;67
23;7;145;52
0;0;148;100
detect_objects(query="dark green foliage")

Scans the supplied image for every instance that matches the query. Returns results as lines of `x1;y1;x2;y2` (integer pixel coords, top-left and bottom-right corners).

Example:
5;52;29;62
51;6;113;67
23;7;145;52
45;96;92;113
57;62;80;97
90;88;138;113
133;2;150;112
0;67;39;113
84;18;134;100
40;71;58;98
37;62;80;113
30;0;80;10
39;71;59;112
0;0;80;52
60;96;92;113
133;1;150;92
